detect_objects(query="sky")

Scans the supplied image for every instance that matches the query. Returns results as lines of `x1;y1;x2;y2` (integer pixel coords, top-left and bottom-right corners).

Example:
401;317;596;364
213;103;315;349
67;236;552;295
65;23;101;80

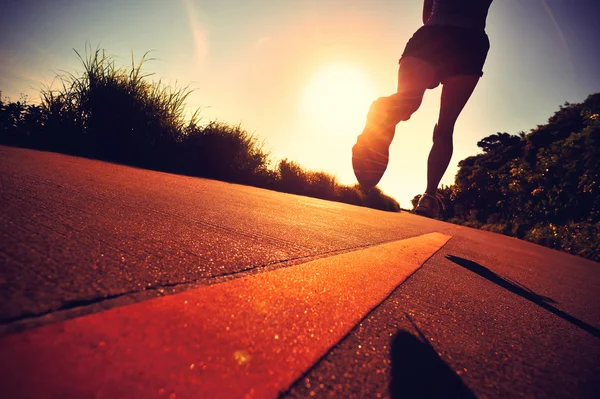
2;0;599;208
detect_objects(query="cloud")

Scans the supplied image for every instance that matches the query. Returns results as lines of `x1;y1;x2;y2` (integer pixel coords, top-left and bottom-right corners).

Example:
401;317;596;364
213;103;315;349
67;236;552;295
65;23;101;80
539;0;574;74
254;36;271;50
182;0;210;68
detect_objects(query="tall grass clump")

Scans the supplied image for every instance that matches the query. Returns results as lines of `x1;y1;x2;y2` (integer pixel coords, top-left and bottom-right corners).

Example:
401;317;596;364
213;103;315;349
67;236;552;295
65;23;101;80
40;46;194;167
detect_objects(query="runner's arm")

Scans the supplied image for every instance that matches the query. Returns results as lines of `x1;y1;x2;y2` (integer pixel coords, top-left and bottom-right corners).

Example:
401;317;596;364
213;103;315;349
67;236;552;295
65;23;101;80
423;0;433;24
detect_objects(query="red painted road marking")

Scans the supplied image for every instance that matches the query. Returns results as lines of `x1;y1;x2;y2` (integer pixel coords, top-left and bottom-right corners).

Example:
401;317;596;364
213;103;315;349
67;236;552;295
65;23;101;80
0;232;451;399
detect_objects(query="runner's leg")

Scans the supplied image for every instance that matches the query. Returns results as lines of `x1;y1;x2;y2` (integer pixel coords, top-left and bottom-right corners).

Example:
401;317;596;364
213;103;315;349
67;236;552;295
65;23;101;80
363;56;435;132
389;56;436;123
425;75;480;195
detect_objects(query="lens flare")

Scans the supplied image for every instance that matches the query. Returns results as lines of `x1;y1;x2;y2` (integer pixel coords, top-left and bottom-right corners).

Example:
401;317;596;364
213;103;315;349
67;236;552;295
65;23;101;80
301;63;376;137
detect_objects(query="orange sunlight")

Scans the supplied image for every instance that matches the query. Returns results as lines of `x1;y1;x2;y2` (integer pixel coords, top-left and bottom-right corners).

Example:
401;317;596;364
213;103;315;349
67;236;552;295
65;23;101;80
295;61;434;205
301;63;376;138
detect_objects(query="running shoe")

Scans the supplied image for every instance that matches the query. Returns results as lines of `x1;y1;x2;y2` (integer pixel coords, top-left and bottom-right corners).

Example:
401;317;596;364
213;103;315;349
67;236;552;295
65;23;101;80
415;193;441;218
352;97;397;188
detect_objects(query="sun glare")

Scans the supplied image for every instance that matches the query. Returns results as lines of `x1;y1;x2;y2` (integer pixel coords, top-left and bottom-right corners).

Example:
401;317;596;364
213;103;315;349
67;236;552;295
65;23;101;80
301;64;376;137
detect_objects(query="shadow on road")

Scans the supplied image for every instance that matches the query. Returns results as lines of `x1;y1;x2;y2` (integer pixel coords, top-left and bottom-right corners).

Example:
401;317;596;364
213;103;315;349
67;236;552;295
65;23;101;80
445;255;600;338
389;328;477;399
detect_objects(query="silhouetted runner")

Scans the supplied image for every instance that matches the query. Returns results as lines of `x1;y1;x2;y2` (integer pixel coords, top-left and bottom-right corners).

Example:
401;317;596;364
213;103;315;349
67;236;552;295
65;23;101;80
352;0;493;218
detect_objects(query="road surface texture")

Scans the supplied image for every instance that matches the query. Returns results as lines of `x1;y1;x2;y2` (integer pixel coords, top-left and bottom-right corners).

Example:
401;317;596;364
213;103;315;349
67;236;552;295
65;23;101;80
0;145;599;398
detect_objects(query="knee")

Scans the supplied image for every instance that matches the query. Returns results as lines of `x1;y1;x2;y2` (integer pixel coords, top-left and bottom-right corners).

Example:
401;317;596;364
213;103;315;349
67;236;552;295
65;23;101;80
376;93;422;122
368;97;390;116
366;96;402;125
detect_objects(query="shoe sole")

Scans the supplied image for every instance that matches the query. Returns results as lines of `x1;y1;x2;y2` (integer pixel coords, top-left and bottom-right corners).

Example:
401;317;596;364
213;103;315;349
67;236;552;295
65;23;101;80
352;156;388;188
352;102;396;188
352;142;390;188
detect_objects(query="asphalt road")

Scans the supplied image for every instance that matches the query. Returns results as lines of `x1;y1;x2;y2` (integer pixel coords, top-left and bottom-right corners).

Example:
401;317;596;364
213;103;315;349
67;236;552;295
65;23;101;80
1;145;599;398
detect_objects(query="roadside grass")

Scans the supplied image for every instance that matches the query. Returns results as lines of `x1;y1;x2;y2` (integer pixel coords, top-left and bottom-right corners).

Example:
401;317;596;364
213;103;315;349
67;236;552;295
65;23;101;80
40;47;194;168
0;46;400;212
274;159;400;211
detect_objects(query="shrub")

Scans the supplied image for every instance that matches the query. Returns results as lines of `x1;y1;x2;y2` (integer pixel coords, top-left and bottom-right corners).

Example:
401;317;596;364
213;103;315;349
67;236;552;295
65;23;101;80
176;121;270;183
276;159;307;195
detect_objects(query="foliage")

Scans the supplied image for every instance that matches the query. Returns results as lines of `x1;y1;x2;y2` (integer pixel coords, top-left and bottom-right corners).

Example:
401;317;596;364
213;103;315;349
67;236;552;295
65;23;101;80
414;93;600;261
40;47;194;166
0;46;400;213
274;159;400;211
175;121;271;185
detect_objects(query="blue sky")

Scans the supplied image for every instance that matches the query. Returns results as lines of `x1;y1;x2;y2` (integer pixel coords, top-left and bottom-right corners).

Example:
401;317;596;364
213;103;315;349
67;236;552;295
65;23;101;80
2;0;599;207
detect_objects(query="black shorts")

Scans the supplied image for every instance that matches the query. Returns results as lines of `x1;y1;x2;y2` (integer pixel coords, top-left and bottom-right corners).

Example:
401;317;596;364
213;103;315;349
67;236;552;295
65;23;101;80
400;25;490;84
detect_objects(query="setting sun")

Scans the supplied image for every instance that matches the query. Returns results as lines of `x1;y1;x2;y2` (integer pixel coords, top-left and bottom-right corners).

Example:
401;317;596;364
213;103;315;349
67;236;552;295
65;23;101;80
301;64;377;137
